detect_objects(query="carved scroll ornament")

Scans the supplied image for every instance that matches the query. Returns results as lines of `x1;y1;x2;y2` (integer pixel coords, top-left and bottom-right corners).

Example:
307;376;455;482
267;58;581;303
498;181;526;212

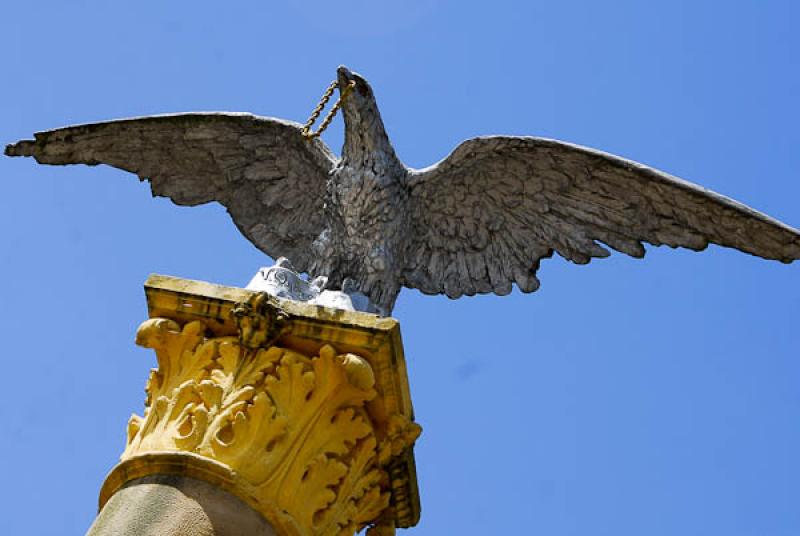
107;300;420;536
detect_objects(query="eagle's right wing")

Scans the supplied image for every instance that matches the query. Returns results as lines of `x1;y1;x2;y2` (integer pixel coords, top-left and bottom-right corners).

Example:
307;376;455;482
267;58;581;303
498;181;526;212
6;112;337;273
403;136;800;299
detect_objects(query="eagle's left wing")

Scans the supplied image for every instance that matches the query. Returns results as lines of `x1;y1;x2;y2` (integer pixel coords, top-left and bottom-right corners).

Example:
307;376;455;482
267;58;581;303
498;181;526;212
402;136;800;298
6;113;338;273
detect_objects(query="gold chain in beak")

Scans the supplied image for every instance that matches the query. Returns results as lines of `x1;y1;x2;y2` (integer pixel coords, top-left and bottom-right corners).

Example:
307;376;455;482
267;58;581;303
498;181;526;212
301;79;356;140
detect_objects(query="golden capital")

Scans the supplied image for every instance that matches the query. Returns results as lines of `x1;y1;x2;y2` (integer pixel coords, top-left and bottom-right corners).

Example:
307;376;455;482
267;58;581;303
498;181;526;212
100;275;421;536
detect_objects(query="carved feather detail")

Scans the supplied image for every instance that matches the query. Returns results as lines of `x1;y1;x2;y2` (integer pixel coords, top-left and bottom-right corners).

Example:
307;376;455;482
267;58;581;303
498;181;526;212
6;68;799;314
6;113;337;275
403;136;800;299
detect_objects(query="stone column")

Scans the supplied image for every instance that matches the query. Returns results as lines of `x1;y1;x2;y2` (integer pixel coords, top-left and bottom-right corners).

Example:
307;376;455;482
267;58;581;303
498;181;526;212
87;274;421;536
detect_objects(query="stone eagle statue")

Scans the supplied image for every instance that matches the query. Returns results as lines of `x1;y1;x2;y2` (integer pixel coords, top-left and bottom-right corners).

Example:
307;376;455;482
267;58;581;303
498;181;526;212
6;66;800;315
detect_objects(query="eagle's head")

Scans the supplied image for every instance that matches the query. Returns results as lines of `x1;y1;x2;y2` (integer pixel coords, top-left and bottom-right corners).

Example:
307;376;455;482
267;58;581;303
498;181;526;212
337;65;377;129
336;66;397;164
337;66;372;101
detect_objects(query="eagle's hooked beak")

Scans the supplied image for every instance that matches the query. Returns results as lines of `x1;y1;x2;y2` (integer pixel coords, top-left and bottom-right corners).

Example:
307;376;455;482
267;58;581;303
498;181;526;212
337;65;368;96
337;65;355;89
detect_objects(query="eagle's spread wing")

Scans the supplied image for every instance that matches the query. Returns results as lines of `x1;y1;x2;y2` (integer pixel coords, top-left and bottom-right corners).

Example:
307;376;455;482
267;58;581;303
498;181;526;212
403;136;800;298
5;113;337;272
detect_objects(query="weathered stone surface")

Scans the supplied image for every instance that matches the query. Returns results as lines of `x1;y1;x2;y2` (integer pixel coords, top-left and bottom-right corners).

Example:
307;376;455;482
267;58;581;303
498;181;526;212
87;475;277;536
6;66;800;314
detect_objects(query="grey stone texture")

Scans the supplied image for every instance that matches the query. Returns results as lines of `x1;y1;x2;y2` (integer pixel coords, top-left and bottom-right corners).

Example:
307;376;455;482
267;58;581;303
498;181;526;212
86;475;277;536
6;66;800;314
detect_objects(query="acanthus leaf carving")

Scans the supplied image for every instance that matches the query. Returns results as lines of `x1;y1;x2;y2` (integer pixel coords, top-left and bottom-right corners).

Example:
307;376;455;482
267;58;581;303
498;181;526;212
120;315;408;536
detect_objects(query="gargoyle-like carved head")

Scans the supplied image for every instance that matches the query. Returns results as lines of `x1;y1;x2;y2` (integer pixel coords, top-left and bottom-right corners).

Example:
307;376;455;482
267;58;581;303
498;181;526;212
231;293;290;349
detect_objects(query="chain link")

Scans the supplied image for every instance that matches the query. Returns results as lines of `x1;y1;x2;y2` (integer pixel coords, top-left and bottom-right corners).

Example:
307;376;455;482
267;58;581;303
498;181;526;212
301;79;356;140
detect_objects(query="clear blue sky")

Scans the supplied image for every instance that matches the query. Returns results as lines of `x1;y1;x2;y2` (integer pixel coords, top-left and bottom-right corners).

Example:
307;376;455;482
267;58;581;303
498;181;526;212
2;1;799;534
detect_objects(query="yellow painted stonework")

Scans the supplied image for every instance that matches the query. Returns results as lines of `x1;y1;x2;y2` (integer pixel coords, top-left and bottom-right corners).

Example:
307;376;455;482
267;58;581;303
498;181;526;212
100;275;421;536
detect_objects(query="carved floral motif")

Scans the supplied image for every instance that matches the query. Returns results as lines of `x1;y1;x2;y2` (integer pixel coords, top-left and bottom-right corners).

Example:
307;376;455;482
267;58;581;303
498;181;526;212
123;312;413;536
